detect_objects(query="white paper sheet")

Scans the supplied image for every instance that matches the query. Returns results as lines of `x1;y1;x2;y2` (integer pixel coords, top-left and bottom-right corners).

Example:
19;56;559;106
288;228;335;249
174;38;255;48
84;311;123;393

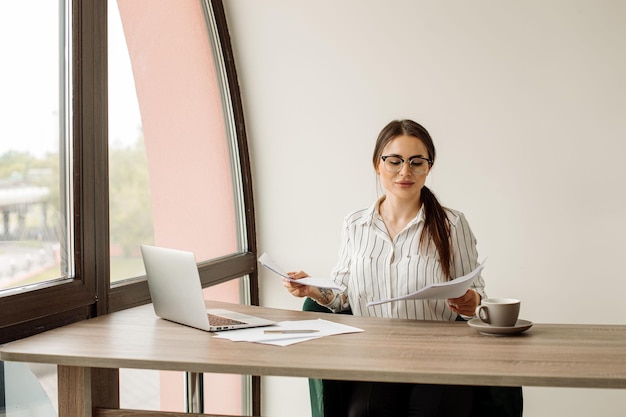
258;253;345;291
366;260;486;307
212;318;364;346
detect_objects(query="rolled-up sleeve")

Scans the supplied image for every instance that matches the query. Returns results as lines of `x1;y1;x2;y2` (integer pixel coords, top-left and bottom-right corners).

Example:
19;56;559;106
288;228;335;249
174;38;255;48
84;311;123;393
319;217;352;312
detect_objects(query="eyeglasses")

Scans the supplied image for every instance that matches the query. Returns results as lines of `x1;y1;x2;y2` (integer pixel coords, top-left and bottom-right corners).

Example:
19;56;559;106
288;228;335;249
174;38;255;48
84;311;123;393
381;155;432;175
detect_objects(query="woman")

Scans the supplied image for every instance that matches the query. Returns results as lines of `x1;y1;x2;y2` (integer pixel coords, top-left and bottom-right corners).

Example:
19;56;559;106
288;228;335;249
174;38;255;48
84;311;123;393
284;119;486;417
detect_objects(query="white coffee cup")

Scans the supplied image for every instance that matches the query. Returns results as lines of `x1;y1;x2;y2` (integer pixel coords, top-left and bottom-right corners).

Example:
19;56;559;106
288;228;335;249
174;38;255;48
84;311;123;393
475;298;520;327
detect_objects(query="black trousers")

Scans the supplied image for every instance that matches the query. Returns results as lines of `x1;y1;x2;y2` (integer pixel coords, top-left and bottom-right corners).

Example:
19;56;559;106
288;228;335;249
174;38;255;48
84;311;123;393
347;382;474;417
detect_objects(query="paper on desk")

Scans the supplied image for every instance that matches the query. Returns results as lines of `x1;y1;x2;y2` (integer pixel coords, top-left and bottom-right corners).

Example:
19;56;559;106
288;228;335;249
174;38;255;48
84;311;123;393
367;260;486;307
258;253;345;291
212;319;364;346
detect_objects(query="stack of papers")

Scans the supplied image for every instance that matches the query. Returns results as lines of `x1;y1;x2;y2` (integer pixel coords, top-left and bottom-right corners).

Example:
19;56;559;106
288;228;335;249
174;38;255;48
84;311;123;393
213;319;364;346
258;253;344;291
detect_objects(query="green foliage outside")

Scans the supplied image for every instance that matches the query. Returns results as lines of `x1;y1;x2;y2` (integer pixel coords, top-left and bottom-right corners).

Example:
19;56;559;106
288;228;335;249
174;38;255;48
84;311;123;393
108;137;155;257
0;150;61;213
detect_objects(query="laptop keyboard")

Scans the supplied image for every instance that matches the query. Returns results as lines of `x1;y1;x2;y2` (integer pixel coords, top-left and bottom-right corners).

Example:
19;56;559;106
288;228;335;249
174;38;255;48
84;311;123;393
207;313;246;326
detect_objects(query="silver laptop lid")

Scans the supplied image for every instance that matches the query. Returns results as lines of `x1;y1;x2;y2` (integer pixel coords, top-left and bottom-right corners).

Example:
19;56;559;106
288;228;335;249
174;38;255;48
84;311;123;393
141;245;276;332
141;244;213;331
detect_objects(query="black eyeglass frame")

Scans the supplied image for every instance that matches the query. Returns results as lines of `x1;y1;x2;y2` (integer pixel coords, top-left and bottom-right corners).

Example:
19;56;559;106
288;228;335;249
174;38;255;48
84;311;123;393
381;155;433;173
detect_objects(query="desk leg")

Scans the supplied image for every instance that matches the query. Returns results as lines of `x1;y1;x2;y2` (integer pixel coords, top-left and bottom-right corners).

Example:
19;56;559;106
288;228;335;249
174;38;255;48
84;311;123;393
185;372;204;413
58;365;119;417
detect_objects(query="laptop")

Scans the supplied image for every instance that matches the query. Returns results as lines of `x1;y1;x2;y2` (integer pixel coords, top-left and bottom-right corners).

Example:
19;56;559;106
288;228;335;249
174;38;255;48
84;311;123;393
141;244;276;332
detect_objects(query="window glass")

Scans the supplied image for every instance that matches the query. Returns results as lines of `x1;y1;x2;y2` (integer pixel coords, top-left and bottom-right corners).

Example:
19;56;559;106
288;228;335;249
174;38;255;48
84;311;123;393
108;1;154;283
0;1;73;293
109;0;243;285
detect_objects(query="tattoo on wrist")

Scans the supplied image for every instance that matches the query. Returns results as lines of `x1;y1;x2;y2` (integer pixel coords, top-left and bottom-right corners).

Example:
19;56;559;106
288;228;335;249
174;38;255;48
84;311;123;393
318;288;333;304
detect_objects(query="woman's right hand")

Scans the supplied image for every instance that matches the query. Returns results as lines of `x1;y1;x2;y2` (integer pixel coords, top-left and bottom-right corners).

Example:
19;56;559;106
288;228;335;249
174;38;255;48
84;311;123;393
284;271;338;306
283;271;321;300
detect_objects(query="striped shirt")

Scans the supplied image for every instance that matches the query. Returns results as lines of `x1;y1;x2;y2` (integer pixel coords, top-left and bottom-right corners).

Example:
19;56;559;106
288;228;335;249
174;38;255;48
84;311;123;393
325;197;486;321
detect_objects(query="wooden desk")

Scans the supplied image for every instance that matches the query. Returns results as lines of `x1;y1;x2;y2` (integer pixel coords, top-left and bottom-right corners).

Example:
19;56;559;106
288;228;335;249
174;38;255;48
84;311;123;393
2;300;626;416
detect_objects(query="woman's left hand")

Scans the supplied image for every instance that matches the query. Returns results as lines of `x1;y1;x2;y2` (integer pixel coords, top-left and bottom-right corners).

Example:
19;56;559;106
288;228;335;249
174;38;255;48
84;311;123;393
447;289;481;316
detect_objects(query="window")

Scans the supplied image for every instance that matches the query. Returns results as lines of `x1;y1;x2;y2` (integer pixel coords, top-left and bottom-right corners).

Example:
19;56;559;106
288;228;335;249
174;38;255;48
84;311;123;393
108;0;248;284
1;1;258;412
0;0;94;343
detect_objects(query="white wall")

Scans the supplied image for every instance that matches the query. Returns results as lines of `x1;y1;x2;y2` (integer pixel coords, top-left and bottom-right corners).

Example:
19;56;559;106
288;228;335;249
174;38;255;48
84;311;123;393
224;1;626;416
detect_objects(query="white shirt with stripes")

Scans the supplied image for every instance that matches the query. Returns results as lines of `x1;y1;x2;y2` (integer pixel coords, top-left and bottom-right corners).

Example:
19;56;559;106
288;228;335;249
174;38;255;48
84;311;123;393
324;197;486;321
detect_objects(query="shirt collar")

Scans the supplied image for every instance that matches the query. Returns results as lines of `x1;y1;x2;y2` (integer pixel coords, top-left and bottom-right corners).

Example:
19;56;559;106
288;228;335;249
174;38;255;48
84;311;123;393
356;198;382;227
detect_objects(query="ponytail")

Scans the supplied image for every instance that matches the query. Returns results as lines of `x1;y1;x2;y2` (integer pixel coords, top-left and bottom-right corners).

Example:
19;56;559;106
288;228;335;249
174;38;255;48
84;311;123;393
420;186;452;280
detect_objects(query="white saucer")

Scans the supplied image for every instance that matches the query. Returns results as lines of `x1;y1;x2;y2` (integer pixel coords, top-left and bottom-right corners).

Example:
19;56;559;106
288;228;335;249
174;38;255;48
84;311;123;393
468;318;533;336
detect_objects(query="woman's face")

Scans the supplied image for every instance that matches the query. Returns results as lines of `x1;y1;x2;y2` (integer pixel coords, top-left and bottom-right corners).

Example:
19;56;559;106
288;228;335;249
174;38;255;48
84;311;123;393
376;135;431;202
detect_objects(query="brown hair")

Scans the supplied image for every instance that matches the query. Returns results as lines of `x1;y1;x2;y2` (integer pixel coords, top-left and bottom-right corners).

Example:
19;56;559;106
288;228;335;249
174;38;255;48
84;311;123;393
372;120;452;279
